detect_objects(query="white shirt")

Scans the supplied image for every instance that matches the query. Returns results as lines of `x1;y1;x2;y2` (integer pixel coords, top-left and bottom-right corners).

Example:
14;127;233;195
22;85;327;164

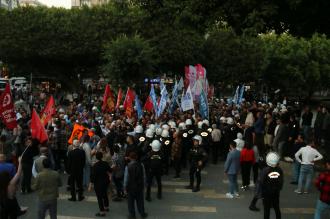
81;143;92;165
295;145;323;165
234;139;245;151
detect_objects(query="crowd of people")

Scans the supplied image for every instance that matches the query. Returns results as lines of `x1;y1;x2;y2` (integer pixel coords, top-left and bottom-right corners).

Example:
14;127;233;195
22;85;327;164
0;91;330;219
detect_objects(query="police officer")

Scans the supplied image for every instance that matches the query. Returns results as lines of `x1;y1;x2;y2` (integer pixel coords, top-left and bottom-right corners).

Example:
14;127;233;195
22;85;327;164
198;121;212;155
160;129;171;175
185;135;207;192
135;125;145;149
155;127;163;141
180;122;190;168
260;152;283;219
146;140;163;202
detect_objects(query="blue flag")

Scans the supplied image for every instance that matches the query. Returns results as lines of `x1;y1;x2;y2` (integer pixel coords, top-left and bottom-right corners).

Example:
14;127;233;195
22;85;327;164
238;84;245;105
150;85;158;114
199;88;209;119
169;82;179;115
135;95;143;119
157;86;168;117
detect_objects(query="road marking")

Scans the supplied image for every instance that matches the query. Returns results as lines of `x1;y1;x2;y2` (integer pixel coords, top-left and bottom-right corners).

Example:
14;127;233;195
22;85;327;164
162;181;189;186
46;216;94;219
172;205;217;213
58;194;97;202
151;188;215;195
182;170;208;175
282;208;314;214
203;193;244;199
223;179;243;184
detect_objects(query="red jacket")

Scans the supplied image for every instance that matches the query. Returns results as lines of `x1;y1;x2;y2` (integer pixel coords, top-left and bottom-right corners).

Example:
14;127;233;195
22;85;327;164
240;148;255;164
315;171;330;204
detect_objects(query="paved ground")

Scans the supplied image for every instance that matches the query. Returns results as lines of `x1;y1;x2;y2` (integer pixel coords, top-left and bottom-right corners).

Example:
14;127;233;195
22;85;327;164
18;161;321;219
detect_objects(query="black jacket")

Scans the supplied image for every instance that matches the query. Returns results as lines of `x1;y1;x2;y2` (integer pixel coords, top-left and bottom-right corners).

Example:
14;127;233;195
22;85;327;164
67;148;86;175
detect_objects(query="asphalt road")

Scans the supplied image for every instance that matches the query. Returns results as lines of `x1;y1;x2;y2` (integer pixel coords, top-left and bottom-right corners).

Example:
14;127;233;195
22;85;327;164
18;161;322;219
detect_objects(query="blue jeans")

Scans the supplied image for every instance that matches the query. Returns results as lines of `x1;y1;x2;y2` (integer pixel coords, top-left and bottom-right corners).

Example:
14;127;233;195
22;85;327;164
292;159;301;182
297;164;314;192
314;200;330;219
227;174;238;195
83;164;91;187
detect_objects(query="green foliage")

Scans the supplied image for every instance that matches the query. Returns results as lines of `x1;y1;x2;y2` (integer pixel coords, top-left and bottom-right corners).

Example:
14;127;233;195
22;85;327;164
102;34;157;83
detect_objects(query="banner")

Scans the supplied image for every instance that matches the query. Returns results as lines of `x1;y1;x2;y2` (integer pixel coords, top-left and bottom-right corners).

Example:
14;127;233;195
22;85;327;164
157;86;168;117
195;64;205;80
40;96;56;126
116;87;123;110
199;88;209;119
31;109;48;143
177;77;184;91
68;123;94;144
102;84;115;112
0;83;17;129
135;95;143;119
188;65;197;88
181;85;194;112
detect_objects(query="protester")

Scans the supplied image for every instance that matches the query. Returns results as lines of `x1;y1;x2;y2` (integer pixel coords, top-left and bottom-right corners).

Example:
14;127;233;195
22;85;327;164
294;139;323;194
171;131;182;178
111;143;125;202
211;124;221;164
290;134;305;185
224;141;241;198
240;142;255;190
32;147;49;177
314;159;330;219
0;154;16;177
0;156;27;218
124;151;148;219
32;158;62;219
89;151;112;217
67;139;86;201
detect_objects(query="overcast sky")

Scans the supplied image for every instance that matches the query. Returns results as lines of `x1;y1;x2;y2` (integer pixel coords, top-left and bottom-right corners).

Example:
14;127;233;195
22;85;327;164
39;0;71;8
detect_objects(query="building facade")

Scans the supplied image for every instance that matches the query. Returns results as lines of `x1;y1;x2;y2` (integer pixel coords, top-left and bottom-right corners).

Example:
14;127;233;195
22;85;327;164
0;0;18;10
19;0;44;7
72;0;110;8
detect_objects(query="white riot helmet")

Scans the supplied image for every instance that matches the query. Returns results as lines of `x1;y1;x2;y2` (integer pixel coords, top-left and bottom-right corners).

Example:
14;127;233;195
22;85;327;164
266;152;280;167
161;129;169;138
150;140;161;152
227;117;234;125
178;122;186;130
169;122;176;129
202;119;209;127
193;135;202;145
162;124;170;131
135;125;143;134
185;119;192;126
156;127;163;136
220;117;227;123
145;129;154;138
197;121;204;129
149;124;156;133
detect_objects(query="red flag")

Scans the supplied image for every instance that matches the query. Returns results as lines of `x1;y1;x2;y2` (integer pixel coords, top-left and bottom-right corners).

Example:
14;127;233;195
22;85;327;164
102;84;115;112
143;96;153;112
116;88;123;110
40;96;56;126
0;83;17;129
31;109;48;143
123;88;135;110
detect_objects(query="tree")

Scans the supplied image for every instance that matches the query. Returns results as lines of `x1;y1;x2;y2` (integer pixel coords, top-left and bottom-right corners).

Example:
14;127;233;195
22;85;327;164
202;28;265;84
102;34;157;84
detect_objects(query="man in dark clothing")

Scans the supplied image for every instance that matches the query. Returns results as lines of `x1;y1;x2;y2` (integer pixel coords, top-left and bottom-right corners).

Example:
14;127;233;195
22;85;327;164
260;152;284;219
54;123;68;172
146;140;163;202
67;140;86;201
124;152;148;219
185;135;207;192
301;106;313;141
21;138;39;194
